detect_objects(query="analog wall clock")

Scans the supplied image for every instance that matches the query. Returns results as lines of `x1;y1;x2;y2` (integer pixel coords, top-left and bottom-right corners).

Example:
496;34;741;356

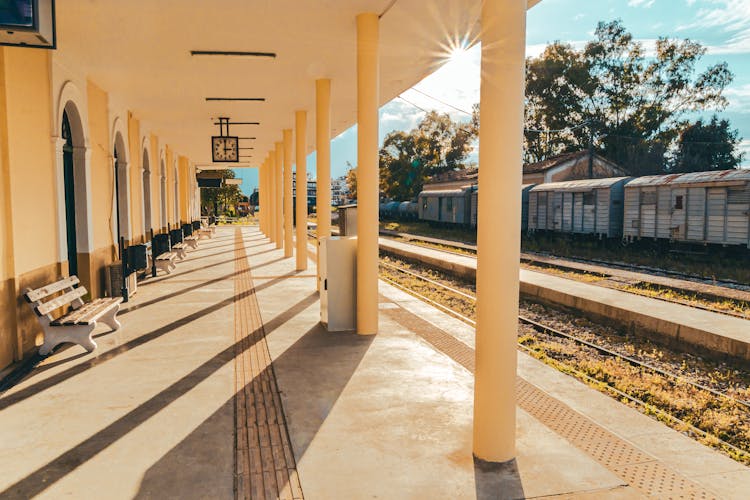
211;136;239;162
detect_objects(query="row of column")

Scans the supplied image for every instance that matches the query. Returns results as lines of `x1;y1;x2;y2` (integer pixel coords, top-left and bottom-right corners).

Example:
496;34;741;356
256;2;527;465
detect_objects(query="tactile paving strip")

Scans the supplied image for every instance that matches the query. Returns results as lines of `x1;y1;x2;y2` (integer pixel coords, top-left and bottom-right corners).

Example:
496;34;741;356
383;301;717;499
234;229;304;500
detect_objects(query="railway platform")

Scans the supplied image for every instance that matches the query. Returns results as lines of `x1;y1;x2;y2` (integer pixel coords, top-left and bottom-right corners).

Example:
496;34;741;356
0;226;748;499
380;237;750;362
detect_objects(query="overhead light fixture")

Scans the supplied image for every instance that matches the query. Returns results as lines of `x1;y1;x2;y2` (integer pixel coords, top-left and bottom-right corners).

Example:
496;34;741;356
191;50;276;58
205;97;266;102
213;121;260;126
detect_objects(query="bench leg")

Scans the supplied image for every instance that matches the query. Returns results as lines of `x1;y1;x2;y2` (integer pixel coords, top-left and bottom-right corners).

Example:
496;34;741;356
100;304;122;332
156;261;172;275
39;324;97;356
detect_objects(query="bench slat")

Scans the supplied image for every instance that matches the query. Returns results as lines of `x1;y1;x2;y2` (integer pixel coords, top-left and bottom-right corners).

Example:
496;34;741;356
156;252;176;261
26;276;80;303
35;287;88;316
52;297;121;325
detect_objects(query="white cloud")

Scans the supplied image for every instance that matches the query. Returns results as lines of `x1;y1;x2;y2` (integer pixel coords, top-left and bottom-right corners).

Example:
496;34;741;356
738;139;750;167
724;84;750;111
678;0;750;54
628;0;656;7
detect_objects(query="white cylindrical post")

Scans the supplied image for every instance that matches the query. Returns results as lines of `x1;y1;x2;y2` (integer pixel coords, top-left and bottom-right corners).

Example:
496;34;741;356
283;130;294;257
295;111;308;271
316;79;332;290
275;142;283;250
355;13;379;335
473;0;527;463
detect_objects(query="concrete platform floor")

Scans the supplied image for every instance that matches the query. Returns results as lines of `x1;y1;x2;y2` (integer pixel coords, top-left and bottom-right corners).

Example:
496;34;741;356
0;225;747;499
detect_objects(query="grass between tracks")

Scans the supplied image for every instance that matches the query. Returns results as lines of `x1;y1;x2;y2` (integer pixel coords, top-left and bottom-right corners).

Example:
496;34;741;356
379;254;750;464
620;283;750;318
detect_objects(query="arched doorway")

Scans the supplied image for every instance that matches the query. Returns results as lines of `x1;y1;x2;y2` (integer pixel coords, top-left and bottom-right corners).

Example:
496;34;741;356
113;133;130;245
61;111;78;276
160;159;167;229
142;149;152;234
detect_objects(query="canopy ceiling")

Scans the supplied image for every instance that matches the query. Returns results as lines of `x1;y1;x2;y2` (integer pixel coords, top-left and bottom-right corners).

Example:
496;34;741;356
56;0;540;167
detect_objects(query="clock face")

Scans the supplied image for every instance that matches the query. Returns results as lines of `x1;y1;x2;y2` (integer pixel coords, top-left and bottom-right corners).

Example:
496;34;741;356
211;136;239;162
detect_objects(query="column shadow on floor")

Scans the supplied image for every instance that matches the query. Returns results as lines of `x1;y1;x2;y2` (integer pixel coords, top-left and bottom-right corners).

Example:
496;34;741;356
474;457;526;500
270;322;374;460
134;398;235;500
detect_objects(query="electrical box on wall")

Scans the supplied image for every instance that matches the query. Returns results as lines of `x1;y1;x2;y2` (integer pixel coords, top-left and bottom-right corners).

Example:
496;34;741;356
319;236;356;332
0;0;56;49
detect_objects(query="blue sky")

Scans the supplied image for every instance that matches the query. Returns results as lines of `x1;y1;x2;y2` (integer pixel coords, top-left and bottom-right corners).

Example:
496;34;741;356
235;0;750;195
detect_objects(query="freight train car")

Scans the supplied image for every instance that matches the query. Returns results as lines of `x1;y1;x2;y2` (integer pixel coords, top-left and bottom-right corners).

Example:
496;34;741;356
623;170;750;247
528;177;631;238
418;186;475;226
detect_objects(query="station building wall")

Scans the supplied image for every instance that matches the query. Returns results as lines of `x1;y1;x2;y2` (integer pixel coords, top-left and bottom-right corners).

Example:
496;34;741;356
0;47;197;371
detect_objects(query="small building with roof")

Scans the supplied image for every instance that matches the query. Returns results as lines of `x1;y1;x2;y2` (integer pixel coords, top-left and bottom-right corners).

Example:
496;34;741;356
523;150;628;184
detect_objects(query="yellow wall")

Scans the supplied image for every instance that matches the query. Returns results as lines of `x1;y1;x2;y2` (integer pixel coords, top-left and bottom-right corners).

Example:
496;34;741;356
0;47;18;366
86;79;115;298
0;54;200;371
149;134;161;233
4;48;57;276
178;155;190;224
0;47;61;360
127;113;143;242
165;145;175;227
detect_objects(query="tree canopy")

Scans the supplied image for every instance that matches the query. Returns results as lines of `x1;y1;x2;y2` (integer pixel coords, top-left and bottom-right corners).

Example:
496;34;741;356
379;111;477;200
524;20;743;174
200;169;243;216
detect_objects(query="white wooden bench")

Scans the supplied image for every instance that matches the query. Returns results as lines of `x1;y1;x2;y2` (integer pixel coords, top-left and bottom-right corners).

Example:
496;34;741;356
25;276;122;355
197;227;213;240
172;242;187;260
155;251;177;274
184;235;199;249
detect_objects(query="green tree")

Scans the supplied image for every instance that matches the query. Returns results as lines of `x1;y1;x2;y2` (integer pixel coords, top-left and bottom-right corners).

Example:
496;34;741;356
672;116;745;172
200;169;243;215
379;131;423;201
524;20;737;175
379;111;477;200
344;162;357;201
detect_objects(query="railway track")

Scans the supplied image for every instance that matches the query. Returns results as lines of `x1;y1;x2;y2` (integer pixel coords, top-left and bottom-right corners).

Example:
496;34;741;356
524;250;750;293
378;233;750;318
379;258;750;464
381;231;750;292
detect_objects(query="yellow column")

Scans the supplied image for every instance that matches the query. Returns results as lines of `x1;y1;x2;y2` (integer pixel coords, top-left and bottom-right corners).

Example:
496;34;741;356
473;0;526;463
274;142;286;250
274;146;283;250
269;154;277;243
295;111;308;271
356;13;379;335
283;130;293;257
316;79;332;290
258;163;268;234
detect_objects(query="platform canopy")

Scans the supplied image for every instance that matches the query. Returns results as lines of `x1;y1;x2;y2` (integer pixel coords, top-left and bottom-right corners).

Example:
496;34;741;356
56;0;540;167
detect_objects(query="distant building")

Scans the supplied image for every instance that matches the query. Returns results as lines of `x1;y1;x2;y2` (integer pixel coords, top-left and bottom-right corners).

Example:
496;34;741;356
292;172;317;209
523;150;627;184
419;152;626;193
332;175;350;205
423;167;478;192
237;195;251;216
